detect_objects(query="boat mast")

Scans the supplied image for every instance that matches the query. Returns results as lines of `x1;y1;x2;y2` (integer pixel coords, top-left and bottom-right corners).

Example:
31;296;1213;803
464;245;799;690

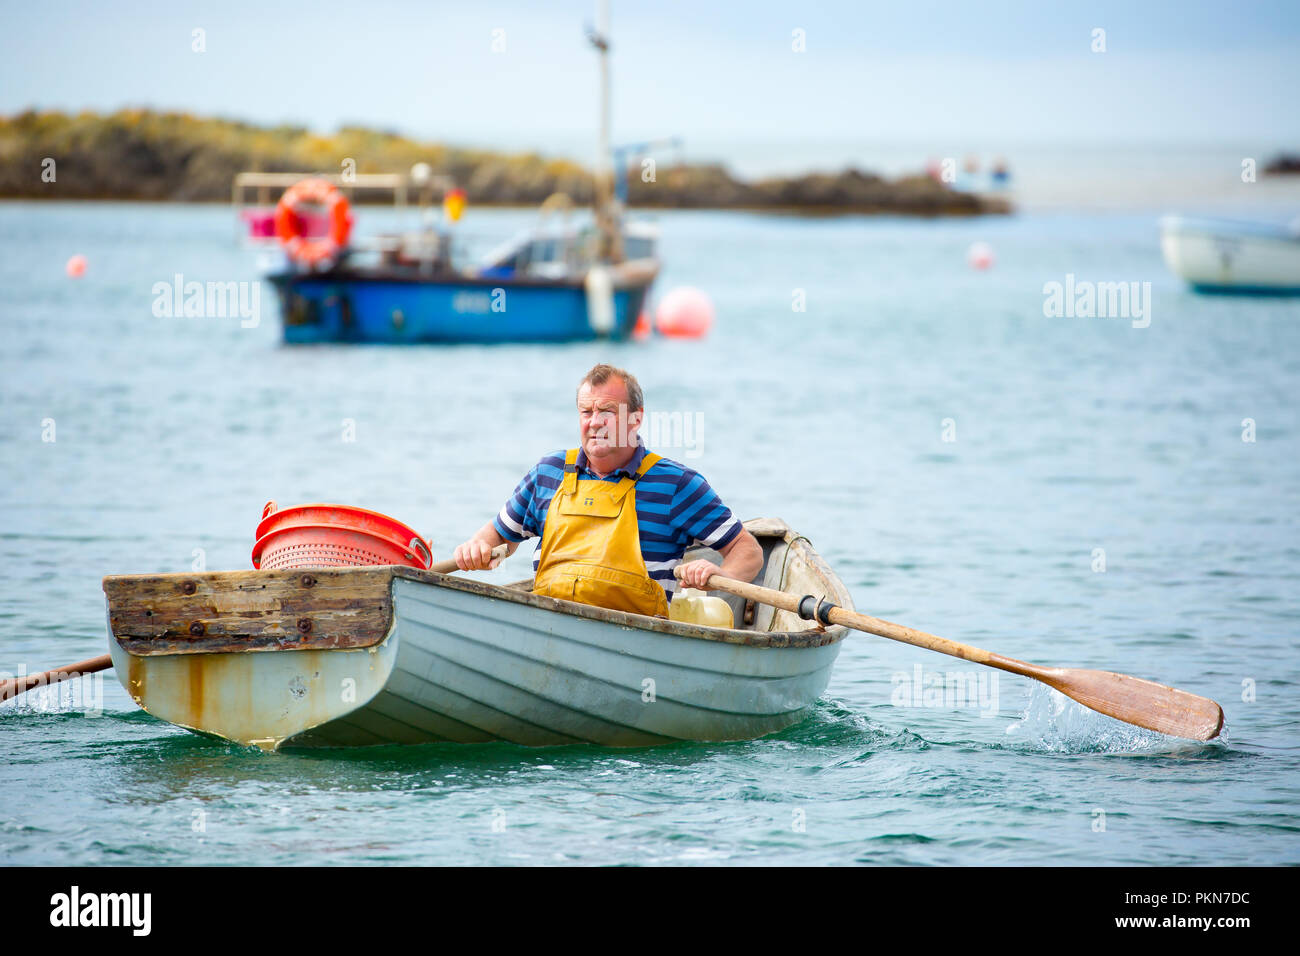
587;0;623;263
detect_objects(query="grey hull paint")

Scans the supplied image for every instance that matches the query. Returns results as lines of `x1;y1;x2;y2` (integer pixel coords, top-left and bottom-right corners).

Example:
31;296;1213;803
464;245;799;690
286;577;843;748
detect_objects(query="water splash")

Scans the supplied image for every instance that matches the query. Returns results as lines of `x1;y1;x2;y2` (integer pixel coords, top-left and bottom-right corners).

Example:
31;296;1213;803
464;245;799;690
0;674;106;717
1003;683;1225;754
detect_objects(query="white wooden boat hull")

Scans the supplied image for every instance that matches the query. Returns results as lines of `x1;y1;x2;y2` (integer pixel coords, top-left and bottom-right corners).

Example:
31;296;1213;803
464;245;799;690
103;519;852;751
1160;216;1300;293
289;576;841;747
106;618;400;751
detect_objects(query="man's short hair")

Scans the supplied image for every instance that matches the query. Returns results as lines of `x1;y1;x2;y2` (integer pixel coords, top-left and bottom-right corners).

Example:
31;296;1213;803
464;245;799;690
579;364;644;412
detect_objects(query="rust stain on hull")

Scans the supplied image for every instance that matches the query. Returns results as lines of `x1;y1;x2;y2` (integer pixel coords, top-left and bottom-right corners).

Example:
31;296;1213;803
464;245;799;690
108;632;398;751
126;653;146;704
187;655;206;729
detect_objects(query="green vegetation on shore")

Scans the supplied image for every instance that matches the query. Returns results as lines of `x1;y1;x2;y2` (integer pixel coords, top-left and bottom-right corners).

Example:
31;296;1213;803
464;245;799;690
0;109;1009;216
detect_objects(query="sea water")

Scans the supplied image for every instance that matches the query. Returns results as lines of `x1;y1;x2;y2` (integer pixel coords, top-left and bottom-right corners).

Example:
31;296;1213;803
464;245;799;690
1;199;1297;865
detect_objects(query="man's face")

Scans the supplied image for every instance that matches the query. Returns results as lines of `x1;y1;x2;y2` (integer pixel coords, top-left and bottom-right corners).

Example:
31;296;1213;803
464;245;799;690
578;378;642;463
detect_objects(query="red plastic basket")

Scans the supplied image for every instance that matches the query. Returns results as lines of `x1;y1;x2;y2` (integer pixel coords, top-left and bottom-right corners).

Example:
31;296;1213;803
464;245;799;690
251;501;433;570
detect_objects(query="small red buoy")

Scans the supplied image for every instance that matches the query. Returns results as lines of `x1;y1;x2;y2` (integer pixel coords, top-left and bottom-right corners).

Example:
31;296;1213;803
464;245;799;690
632;310;651;340
967;242;994;270
65;254;87;278
655;287;714;338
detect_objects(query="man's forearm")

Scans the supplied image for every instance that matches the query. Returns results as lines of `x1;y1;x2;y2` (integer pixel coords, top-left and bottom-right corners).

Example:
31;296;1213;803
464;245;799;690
717;531;763;583
474;521;519;555
453;520;522;571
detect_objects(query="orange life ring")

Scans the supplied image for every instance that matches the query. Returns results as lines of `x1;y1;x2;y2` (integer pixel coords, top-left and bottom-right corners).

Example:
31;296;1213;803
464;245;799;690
275;178;352;266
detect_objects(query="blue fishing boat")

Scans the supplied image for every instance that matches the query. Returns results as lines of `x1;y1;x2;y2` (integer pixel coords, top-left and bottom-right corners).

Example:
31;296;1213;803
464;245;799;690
265;217;660;345
237;4;661;345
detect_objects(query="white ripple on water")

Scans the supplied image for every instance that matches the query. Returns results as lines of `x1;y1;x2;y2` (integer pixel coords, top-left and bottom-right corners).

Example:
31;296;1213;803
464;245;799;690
1004;683;1225;755
0;674;105;716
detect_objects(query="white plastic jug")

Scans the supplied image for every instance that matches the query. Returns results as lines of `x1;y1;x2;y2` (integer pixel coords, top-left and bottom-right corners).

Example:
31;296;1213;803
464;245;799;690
669;588;735;629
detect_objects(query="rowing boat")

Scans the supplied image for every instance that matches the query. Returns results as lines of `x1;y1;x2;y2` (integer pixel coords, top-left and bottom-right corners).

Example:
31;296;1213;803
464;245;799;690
1160;215;1300;294
101;518;853;751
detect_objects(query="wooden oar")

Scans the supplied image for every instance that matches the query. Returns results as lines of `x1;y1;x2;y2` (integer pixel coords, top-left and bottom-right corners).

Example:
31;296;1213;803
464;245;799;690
678;568;1224;741
0;546;509;704
0;654;113;703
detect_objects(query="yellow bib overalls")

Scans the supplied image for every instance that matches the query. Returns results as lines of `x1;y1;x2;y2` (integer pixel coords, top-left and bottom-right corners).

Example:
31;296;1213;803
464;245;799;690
532;448;671;618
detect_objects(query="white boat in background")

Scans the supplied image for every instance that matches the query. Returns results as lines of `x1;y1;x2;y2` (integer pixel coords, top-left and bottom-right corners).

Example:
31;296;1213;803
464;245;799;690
1160;216;1300;294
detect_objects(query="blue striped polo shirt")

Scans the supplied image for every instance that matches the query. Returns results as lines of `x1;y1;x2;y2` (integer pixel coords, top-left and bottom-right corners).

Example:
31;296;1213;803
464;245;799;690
493;442;742;600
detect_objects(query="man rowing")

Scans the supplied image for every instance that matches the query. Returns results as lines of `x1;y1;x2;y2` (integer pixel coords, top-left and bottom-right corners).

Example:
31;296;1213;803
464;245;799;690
454;363;763;616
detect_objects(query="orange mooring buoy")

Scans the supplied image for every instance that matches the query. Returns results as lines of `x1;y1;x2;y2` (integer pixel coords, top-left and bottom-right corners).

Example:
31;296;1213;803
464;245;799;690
655;287;714;338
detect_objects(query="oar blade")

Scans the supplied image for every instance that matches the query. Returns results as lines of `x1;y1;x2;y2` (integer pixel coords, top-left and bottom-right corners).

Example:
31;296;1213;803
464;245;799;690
1049;669;1224;741
694;571;1228;742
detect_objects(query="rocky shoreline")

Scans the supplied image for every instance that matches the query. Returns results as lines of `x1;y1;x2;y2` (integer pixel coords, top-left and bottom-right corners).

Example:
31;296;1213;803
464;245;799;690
0;109;1010;216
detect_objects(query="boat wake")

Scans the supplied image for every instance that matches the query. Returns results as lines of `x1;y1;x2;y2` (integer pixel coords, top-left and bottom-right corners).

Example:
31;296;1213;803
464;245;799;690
1003;684;1227;754
781;698;931;754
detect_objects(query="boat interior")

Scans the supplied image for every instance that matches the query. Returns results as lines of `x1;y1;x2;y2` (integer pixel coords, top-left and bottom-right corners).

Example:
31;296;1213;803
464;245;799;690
502;517;852;636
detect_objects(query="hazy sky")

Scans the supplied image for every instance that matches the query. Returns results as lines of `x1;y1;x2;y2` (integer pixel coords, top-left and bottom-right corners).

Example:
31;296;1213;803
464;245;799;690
2;0;1297;174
